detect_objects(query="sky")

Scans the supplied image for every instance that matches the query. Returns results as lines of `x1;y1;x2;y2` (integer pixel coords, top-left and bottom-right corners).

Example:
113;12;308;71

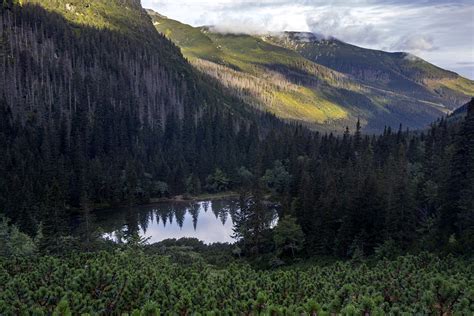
142;0;474;79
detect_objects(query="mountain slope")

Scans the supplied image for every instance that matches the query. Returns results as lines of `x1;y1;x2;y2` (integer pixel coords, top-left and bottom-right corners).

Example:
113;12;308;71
147;10;222;63
0;0;288;229
268;32;474;110
3;0;197;127
16;0;164;47
149;13;474;132
148;13;358;130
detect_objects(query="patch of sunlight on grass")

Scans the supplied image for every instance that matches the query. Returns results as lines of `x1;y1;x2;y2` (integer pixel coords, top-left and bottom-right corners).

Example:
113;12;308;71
273;87;347;123
27;0;152;38
153;18;222;62
425;77;474;96
441;78;474;95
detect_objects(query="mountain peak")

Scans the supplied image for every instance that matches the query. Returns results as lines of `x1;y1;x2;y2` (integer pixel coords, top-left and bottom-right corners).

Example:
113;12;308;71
279;31;328;43
145;8;167;19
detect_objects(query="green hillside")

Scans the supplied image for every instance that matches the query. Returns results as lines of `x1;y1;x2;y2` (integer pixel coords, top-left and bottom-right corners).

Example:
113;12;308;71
146;10;222;62
149;12;474;132
23;0;157;41
267;32;474;110
148;15;355;130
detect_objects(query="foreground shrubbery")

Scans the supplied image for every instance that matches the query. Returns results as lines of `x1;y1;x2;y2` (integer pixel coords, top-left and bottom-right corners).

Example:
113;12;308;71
1;250;472;315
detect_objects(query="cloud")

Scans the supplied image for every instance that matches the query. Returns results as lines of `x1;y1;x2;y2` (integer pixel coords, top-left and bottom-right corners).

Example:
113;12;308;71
305;9;384;46
208;14;289;35
394;35;437;52
403;53;422;62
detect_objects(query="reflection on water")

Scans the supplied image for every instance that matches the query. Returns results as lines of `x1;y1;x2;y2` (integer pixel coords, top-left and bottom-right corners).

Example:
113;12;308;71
95;199;249;244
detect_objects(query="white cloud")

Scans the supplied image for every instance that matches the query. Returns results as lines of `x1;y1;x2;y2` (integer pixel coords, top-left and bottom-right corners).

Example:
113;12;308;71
394;35;436;52
305;7;385;45
142;0;474;79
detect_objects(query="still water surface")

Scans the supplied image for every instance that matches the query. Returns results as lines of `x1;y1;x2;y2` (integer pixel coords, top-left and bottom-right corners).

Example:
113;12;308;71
94;199;249;244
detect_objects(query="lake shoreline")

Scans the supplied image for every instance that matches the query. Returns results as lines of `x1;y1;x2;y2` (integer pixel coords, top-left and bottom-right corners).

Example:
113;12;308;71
90;191;240;213
150;191;239;204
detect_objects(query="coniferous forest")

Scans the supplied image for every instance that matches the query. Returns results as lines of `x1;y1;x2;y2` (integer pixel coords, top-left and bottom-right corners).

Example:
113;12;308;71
0;0;473;314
